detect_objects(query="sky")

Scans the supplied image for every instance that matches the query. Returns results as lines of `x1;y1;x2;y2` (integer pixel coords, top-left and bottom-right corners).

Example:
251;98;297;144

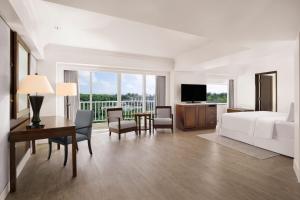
79;71;227;95
207;84;228;93
79;71;155;95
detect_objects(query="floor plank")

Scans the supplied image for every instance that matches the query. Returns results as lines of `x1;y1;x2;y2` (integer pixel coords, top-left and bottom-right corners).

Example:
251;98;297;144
7;129;300;200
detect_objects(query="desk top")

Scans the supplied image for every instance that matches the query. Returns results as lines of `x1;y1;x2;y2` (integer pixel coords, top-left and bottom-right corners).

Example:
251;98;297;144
10;116;75;142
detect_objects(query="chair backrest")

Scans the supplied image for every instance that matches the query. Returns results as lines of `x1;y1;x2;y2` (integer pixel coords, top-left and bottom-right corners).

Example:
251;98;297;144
107;108;123;123
156;106;172;118
75;110;93;139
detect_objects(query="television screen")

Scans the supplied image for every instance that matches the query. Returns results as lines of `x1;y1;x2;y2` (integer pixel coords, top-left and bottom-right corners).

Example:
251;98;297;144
181;84;207;102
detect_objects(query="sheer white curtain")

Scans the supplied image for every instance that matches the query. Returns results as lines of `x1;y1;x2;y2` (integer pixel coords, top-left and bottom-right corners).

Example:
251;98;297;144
64;70;79;121
228;79;234;108
155;76;166;106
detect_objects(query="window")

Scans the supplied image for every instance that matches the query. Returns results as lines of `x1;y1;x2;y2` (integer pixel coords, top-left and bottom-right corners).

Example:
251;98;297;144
206;84;228;103
79;71;91;110
78;70;165;122
146;75;156;112
92;72;118;121
121;73;143;118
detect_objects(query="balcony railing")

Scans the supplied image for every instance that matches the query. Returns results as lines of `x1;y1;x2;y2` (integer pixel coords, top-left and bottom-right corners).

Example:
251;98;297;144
80;100;155;122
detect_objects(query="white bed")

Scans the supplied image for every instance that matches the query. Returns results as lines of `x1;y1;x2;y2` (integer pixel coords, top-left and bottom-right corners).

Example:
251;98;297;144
219;111;294;157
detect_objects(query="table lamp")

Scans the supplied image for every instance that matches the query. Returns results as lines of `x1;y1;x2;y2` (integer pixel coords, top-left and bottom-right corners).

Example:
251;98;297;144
17;74;54;128
56;83;77;119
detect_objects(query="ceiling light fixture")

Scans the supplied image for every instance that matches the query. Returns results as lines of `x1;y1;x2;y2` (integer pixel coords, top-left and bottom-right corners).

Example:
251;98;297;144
54;26;61;30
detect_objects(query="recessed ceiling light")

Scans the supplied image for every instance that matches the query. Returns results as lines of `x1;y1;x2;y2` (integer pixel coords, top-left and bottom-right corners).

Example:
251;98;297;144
54;26;61;30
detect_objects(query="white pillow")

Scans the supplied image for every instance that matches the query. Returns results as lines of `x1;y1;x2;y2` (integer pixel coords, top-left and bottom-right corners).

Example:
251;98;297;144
286;102;294;122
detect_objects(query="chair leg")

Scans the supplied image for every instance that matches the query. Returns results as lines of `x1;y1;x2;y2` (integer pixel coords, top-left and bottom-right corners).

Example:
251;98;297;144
48;141;52;160
64;144;68;166
118;134;121;140
88;140;93;155
57;144;60;150
76;142;79;151
109;131;111;136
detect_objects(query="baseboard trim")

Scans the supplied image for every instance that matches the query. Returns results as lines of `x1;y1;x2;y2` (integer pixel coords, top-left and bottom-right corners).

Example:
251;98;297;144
17;149;30;177
0;149;31;200
294;161;300;182
0;184;9;200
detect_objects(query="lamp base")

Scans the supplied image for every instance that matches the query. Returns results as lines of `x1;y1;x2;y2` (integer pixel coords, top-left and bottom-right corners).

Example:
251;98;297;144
29;95;44;128
26;124;45;129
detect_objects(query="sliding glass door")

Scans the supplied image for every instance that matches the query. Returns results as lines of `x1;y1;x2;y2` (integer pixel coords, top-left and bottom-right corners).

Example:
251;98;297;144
79;70;160;122
79;71;91;110
92;72;118;121
146;75;156;112
121;73;143;119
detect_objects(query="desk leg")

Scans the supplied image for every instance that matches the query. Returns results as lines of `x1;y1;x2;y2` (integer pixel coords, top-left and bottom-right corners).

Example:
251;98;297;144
139;116;141;135
10;142;16;192
72;132;77;177
31;140;36;154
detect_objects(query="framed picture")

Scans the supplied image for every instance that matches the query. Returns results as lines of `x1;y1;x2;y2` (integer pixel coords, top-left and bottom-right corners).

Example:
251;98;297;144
10;31;30;129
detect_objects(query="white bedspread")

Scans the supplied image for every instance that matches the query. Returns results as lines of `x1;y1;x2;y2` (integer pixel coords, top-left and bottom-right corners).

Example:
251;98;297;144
220;111;287;139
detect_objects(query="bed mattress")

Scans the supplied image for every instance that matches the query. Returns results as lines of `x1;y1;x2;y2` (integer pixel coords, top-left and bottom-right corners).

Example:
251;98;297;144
219;111;294;157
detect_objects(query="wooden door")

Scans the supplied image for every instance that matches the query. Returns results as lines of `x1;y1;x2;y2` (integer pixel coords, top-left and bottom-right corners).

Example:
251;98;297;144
184;106;197;129
260;75;273;111
255;71;277;111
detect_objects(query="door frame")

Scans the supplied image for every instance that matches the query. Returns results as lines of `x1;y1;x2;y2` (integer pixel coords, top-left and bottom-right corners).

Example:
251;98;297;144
255;71;277;111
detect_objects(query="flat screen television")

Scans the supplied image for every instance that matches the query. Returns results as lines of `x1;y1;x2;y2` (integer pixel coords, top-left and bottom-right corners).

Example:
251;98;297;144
181;84;207;102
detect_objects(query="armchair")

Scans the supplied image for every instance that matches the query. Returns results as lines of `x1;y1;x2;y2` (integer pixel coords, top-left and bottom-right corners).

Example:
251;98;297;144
107;108;138;140
153;106;174;133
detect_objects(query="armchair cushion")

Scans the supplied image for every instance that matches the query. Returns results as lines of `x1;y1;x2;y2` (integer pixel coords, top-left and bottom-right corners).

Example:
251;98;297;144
109;120;136;130
107;110;123;122
156;108;171;118
153;118;172;125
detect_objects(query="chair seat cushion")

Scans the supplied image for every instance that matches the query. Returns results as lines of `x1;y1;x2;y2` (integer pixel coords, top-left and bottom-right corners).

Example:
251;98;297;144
154;118;172;125
49;133;88;144
109;120;136;130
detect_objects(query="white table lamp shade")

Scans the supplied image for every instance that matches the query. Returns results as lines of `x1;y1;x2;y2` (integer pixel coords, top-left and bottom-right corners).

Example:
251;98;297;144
17;75;54;94
56;83;77;96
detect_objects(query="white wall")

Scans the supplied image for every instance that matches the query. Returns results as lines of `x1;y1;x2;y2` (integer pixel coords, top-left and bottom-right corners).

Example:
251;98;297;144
174;42;295;114
37;44;174;116
0;17;11;198
294;33;300;182
173;71;230;103
235;44;295;113
173;71;229;125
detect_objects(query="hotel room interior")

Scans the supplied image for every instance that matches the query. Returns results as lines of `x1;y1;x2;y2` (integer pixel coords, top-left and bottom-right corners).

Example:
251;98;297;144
1;0;300;199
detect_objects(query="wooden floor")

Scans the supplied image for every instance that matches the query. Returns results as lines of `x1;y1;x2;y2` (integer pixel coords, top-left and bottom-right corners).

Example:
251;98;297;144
7;129;300;200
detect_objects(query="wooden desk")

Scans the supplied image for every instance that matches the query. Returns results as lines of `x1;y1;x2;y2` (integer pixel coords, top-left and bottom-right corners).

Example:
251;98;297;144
9;116;77;193
134;113;152;135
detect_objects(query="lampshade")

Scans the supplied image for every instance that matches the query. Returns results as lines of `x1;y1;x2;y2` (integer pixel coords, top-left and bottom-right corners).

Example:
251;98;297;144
17;75;54;94
56;83;77;96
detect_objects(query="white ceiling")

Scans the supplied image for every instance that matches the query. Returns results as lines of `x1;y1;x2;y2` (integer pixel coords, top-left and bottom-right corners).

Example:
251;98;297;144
9;0;210;58
5;0;300;67
46;0;300;42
